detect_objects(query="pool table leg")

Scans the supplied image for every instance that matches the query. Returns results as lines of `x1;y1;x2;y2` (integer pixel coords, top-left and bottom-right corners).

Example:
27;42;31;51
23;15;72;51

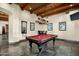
53;38;55;47
37;45;42;56
38;45;42;52
37;43;47;56
29;41;32;53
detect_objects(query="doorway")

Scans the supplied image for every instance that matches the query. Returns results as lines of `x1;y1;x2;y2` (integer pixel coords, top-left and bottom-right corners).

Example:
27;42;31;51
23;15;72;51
0;11;9;55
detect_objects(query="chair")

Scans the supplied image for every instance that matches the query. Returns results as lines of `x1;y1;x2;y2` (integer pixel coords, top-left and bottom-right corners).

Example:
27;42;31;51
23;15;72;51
38;31;43;34
43;31;47;34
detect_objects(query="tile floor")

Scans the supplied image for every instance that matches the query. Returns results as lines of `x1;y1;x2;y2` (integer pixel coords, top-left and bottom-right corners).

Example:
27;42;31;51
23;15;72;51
0;35;79;56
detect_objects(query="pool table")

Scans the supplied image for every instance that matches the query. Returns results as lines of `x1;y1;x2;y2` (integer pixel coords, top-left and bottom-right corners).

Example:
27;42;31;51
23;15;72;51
26;34;57;55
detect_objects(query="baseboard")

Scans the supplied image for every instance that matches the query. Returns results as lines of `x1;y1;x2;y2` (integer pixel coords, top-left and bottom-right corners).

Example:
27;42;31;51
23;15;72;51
56;38;79;43
9;38;79;45
9;39;27;45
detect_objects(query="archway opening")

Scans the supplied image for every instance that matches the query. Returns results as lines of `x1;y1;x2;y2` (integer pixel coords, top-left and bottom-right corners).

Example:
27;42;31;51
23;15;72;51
0;9;9;55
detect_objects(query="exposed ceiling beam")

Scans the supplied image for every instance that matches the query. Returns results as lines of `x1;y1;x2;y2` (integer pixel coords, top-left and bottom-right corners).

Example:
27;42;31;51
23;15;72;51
40;4;79;17
31;4;48;13
23;3;48;13
32;3;65;15
21;4;28;10
0;11;8;16
0;17;8;21
0;14;8;18
0;13;8;16
0;14;8;21
0;11;8;21
17;3;79;17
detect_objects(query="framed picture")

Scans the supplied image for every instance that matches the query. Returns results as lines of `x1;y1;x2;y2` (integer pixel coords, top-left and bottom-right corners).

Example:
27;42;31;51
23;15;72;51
30;22;35;31
47;23;53;31
21;21;27;34
59;22;66;31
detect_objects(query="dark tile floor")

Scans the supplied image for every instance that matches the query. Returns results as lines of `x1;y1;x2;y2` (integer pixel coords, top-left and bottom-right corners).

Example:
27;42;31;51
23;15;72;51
0;35;79;56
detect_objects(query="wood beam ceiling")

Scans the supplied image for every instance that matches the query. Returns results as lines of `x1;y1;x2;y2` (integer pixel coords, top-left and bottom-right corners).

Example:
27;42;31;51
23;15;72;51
21;4;28;10
40;3;79;17
0;17;8;21
17;3;79;17
0;11;8;21
31;3;49;12
22;3;48;13
32;3;65;15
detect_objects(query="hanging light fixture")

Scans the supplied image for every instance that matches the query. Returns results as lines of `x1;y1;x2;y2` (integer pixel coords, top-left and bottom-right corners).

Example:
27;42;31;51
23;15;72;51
36;16;48;24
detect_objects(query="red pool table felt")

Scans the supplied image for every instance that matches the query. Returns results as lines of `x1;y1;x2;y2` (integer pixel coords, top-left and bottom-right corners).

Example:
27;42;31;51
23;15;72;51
29;34;57;41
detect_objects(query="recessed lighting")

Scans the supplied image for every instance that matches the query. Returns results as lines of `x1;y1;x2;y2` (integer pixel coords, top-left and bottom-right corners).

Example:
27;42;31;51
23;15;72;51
70;4;73;7
29;7;32;10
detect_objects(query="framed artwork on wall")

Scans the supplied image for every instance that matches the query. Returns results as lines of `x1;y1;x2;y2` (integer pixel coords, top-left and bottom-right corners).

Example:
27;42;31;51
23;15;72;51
59;22;66;31
30;22;35;31
21;21;27;34
47;23;53;31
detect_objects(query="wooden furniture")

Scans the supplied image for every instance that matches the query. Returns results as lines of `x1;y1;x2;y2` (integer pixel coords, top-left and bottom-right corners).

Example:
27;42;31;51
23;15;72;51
26;34;57;55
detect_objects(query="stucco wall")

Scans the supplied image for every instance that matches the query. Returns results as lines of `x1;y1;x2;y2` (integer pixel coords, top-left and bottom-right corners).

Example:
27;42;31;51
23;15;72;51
44;9;79;41
0;3;79;43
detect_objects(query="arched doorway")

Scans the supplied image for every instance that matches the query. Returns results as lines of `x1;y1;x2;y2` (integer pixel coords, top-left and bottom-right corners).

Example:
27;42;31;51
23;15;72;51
0;4;12;55
0;11;9;55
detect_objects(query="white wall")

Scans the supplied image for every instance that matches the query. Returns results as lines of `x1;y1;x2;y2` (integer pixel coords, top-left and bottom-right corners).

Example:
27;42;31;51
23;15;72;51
0;3;40;43
0;3;22;43
0;3;79;43
44;9;79;41
0;20;8;34
19;10;39;40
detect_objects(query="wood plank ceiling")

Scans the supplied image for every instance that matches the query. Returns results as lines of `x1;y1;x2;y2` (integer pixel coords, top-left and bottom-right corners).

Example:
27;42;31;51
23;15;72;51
17;3;79;17
0;11;8;21
0;3;79;21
